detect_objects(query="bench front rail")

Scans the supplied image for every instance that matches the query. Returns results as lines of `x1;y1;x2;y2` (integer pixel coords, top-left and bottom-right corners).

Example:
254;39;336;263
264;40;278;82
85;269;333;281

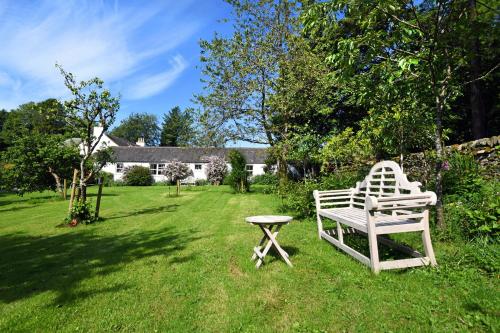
313;161;437;274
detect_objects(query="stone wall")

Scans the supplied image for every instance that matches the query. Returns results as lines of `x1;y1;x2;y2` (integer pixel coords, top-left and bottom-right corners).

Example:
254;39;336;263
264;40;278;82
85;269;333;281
402;135;499;185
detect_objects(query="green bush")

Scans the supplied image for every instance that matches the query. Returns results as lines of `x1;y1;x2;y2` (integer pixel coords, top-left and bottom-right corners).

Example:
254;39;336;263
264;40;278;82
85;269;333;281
227;150;249;193
123;166;153;186
251;173;278;186
278;170;364;218
98;171;115;187
445;179;499;241
67;200;96;225
195;179;209;186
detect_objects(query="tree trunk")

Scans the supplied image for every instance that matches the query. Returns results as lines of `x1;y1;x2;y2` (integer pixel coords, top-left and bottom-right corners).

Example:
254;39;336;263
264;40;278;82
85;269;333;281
469;0;487;139
434;95;445;229
79;160;87;203
68;169;79;213
48;167;63;196
176;179;180;196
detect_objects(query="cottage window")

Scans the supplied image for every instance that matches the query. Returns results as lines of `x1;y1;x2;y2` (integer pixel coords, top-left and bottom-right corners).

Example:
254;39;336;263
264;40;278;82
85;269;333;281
116;163;124;173
195;164;202;170
150;164;157;175
246;165;253;176
158;164;165;175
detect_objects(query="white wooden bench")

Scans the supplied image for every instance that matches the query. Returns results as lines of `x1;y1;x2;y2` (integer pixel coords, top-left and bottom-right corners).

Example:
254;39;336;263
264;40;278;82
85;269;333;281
313;161;437;274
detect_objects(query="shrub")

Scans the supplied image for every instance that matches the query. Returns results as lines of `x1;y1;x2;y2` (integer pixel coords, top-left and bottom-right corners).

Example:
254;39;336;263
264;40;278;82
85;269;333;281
123;166;153;186
251;173;279;186
279;180;319;218
227;150;249;193
445;179;499;241
98;171;114;187
205;156;227;185
278;170;364;218
67;200;96;225
195;179;209;186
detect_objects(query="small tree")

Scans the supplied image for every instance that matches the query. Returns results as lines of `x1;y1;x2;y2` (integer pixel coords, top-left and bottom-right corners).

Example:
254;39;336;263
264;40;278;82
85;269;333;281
57;64;119;203
227;150;249;193
123;166;154;186
0;133;79;195
205;156;227;185
163;160;193;195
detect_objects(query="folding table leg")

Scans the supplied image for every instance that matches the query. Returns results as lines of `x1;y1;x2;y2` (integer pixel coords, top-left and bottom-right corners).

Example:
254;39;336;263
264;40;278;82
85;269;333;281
251;225;274;261
261;225;293;267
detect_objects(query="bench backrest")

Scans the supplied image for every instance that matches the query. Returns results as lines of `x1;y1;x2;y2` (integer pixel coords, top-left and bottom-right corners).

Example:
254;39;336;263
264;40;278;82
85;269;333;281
350;161;422;208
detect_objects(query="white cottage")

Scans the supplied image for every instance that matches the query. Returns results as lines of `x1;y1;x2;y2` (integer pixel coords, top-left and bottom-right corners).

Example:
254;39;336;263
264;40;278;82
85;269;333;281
93;127;268;182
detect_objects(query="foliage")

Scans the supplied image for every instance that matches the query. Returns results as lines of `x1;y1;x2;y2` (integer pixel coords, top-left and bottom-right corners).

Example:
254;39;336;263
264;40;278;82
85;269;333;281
163;160;193;182
279;170;364;218
443;154;499;241
0;99;71;147
98;171;115;187
301;0;500;228
227;150;249;193
57;64;119;203
67;200;96;225
0;133;80;195
194;179;209;186
204;156;227;185
195;0;299;145
122;166;153;186
110;113;160;146
160;106;194;147
320;128;373;170
251;173;278;186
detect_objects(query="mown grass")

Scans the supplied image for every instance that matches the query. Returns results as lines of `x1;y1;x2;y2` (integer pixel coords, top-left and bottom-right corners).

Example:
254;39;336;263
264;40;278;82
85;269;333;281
0;186;498;332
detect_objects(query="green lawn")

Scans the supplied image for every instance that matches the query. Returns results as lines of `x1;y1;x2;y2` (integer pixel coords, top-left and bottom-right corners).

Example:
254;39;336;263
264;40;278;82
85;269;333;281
0;186;498;332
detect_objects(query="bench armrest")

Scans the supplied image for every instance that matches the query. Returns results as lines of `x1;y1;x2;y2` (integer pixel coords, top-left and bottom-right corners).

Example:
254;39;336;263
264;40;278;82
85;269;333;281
365;192;437;211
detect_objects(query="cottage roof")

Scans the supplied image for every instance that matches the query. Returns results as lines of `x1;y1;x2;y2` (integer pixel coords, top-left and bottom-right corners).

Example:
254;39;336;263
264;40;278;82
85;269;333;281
108;135;136;146
111;146;269;164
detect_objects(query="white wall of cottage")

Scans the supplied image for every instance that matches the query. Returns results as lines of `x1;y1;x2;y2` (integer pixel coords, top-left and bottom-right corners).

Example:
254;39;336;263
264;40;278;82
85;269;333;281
102;162;266;182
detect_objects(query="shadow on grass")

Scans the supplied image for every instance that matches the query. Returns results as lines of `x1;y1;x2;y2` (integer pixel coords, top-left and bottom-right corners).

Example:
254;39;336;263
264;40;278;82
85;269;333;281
0;226;200;305
323;227;412;262
105;204;180;220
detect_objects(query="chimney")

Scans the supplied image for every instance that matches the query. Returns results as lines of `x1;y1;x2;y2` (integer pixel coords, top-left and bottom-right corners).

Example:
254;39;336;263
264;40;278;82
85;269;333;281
93;126;104;139
136;137;145;147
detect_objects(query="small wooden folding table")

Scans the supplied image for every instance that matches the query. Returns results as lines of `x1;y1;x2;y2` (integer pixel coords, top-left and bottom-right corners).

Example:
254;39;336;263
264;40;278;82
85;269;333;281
246;215;293;268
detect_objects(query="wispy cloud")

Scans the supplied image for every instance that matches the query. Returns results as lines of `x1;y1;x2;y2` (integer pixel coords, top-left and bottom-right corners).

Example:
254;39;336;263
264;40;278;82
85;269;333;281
125;55;188;100
0;0;200;109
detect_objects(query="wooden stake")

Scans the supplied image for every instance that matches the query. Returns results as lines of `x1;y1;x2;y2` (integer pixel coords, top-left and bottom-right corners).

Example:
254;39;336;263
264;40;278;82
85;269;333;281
68;169;78;213
95;177;104;219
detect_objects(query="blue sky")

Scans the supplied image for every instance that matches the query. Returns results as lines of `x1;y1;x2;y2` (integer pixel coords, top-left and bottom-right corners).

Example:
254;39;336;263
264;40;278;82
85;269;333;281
0;0;234;132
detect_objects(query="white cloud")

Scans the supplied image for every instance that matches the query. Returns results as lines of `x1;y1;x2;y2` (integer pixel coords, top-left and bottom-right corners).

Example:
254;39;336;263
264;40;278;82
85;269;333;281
0;0;199;109
125;55;188;100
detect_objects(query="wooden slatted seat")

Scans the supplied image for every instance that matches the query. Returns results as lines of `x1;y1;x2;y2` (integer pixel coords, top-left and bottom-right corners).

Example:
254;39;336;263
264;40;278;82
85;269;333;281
313;161;437;274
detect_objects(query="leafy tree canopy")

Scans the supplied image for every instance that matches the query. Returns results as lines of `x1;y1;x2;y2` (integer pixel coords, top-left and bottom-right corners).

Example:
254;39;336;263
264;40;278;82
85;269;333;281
110;112;160;146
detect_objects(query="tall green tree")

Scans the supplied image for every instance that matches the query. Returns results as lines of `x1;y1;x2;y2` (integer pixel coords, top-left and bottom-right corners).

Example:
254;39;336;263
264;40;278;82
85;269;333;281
195;0;299;145
57;64;119;203
302;0;499;228
110;112;160;146
160;106;194;147
1;99;70;146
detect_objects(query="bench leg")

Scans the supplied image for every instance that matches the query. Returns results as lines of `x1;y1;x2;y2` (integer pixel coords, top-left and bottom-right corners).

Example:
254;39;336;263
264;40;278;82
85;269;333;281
422;211;437;266
366;214;380;274
316;213;323;239
336;222;344;244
